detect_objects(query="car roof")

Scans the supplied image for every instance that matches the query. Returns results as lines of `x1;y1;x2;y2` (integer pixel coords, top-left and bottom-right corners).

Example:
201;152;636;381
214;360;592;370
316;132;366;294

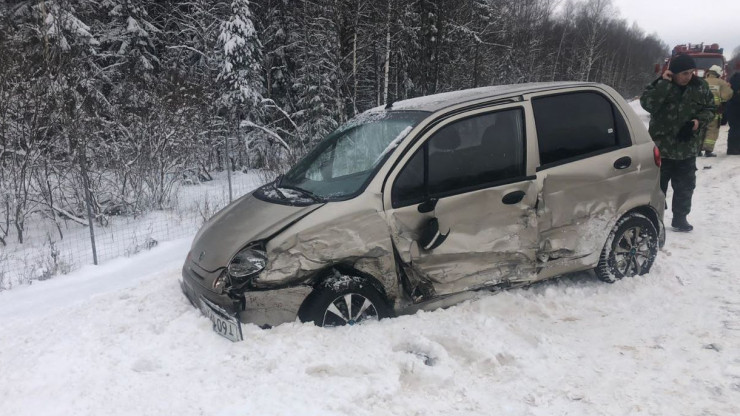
381;81;600;113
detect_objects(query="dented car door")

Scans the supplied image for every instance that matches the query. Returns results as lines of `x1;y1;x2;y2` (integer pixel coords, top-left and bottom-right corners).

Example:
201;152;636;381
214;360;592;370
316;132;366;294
530;90;640;277
384;106;538;300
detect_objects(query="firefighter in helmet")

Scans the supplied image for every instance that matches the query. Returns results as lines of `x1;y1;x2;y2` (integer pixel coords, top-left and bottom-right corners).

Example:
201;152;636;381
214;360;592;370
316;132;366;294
700;65;733;157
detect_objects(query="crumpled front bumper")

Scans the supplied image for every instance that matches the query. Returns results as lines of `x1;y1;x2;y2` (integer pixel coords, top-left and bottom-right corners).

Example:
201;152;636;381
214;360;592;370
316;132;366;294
180;263;313;328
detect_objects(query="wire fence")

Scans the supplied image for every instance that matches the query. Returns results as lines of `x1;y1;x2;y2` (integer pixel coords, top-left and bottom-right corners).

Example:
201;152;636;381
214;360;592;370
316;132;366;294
0;170;266;291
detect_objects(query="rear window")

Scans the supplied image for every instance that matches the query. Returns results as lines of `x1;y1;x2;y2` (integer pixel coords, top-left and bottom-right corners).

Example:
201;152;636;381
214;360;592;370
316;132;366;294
533;92;630;167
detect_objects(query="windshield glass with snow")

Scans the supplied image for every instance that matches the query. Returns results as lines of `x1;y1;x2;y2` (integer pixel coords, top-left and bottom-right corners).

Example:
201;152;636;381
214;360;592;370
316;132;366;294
280;111;428;200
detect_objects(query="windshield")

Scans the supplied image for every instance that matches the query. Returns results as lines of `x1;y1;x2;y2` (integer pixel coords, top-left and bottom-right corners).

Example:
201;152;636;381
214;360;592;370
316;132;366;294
281;110;428;200
692;56;724;70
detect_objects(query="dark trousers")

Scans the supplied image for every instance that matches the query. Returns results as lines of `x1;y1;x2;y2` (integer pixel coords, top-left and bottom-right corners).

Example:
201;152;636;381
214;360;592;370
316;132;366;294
728;103;740;153
660;158;696;218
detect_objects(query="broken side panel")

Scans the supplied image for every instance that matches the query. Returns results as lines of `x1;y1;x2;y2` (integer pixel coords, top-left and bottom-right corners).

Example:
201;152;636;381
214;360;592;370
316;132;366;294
387;180;538;299
535;147;648;277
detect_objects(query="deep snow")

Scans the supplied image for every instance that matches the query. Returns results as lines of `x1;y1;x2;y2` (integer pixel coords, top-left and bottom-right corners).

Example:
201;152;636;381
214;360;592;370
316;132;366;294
1;104;740;416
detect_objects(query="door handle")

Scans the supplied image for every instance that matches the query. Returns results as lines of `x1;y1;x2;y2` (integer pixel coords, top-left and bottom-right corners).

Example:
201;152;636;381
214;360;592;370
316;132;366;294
502;190;526;205
417;198;438;213
614;156;632;170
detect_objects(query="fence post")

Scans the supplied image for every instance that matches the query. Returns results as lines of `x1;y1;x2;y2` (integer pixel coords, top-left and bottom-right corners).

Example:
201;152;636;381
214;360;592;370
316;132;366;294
226;127;233;203
79;141;98;265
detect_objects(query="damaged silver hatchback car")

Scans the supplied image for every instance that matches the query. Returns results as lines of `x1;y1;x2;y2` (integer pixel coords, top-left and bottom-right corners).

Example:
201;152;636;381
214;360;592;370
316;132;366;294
181;82;665;341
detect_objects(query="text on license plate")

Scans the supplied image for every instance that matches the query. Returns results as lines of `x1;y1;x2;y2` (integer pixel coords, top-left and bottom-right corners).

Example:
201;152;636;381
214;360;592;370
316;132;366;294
200;298;243;342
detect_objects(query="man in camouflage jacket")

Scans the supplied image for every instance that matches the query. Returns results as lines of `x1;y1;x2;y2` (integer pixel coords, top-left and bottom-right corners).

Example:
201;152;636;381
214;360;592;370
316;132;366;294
640;54;715;232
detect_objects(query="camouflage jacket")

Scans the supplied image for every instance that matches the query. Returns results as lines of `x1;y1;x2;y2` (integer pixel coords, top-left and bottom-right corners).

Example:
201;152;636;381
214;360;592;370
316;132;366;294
640;76;715;160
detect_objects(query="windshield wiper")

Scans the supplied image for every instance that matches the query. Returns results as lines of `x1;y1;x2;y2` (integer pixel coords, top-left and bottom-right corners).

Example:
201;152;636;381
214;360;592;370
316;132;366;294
272;175;287;199
278;184;326;203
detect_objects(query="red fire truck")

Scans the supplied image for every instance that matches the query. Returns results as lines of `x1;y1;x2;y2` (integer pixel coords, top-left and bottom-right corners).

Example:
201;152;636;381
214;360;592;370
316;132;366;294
658;43;728;80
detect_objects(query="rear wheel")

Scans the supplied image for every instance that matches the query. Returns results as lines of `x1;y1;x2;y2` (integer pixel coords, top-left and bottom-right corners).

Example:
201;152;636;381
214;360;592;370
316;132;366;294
596;213;658;283
298;274;392;327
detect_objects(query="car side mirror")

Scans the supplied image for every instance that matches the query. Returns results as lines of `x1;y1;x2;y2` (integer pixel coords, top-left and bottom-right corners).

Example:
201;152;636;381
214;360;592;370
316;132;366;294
418;217;449;251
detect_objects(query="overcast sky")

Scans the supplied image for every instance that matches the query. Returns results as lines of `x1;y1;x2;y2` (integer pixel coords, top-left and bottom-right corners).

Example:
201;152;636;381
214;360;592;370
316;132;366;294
610;0;740;60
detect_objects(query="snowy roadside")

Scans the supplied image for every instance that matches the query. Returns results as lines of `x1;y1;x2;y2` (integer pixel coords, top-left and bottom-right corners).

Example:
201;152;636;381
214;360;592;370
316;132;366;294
0;171;263;290
1;128;740;415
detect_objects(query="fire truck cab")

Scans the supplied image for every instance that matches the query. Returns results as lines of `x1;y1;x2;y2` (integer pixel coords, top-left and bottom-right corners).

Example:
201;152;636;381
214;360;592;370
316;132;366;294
658;43;728;80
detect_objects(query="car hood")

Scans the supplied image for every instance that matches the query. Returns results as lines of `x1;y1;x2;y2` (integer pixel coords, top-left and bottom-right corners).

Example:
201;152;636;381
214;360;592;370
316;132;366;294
189;192;322;272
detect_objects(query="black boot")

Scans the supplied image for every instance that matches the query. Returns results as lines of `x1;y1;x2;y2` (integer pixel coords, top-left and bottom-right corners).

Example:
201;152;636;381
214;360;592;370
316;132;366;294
671;216;693;232
705;151;717;157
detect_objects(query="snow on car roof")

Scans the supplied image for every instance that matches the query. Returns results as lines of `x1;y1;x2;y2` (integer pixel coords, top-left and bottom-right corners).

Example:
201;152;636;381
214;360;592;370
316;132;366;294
369;81;596;113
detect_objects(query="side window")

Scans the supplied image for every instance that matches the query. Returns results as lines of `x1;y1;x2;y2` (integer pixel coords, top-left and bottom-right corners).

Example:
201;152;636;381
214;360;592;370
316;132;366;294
391;148;425;207
428;109;525;195
533;92;621;166
614;108;632;147
391;108;526;207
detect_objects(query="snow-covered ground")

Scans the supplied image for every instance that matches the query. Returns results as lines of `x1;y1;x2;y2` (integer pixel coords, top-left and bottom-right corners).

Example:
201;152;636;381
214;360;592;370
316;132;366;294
2;107;740;415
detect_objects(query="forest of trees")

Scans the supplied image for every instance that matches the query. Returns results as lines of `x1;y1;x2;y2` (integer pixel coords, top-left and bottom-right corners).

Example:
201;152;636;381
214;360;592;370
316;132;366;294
0;0;669;245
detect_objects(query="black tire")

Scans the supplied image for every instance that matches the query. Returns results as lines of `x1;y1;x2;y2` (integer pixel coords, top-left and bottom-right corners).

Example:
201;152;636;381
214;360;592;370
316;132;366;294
596;213;658;283
298;274;392;327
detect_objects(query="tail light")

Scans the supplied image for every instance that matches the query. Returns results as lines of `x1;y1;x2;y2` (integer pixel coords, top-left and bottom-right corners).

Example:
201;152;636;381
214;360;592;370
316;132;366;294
653;145;661;167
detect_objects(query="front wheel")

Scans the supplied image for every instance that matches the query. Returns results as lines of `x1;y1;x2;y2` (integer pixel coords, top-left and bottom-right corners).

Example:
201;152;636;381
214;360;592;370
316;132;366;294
596;213;658;283
298;274;392;327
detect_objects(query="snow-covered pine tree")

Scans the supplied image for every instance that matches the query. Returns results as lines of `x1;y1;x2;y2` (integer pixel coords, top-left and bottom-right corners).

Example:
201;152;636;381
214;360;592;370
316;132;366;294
258;0;299;114
293;0;342;150
218;0;264;121
388;1;422;101
99;0;162;81
218;0;295;172
253;0;304;156
0;0;102;242
160;0;225;178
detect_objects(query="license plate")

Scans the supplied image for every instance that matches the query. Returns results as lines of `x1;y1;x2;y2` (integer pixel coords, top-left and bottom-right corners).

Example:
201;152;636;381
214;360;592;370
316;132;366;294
199;297;243;342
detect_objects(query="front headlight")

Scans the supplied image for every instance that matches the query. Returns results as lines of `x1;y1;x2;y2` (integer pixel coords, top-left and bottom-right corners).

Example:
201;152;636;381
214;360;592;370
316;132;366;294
212;272;228;293
227;246;268;279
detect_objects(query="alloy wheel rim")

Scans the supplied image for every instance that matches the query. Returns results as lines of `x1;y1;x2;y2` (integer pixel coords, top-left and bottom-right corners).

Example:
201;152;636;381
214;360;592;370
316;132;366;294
612;226;652;276
322;293;379;327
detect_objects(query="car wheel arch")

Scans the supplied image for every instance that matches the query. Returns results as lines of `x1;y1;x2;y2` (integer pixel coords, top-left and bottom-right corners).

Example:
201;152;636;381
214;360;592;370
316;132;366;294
595;210;659;283
620;205;665;248
297;264;395;324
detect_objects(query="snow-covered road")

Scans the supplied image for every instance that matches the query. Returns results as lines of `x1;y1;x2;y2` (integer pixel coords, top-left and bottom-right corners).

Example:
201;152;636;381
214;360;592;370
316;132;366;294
2;126;739;416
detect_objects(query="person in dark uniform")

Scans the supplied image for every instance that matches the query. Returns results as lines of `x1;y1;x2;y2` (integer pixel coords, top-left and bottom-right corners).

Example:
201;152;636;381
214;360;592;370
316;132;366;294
640;54;716;232
726;72;740;155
